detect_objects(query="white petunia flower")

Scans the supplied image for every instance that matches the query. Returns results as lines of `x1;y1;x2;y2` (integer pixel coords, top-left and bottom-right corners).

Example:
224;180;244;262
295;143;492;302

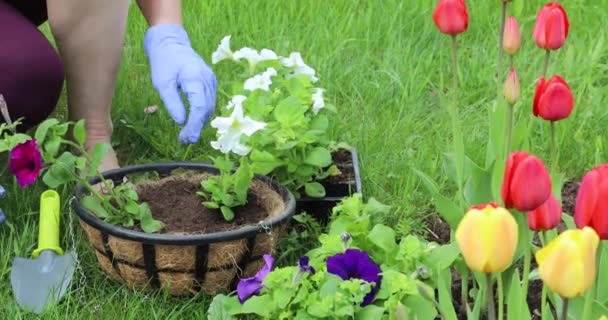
225;95;247;110
243;68;277;91
233;47;278;68
211;35;233;64
311;88;325;114
280;52;319;83
210;103;266;156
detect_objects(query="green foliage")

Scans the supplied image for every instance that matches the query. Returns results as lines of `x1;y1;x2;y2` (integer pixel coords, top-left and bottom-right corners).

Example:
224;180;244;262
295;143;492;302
199;157;254;221
208;195;451;319
213;47;345;199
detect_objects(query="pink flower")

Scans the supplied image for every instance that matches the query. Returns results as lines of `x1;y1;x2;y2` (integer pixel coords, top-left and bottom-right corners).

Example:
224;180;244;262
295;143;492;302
9;140;42;187
144;105;158;114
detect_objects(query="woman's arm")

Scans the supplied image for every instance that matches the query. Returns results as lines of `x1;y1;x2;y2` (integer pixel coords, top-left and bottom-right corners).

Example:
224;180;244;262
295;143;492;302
137;0;182;26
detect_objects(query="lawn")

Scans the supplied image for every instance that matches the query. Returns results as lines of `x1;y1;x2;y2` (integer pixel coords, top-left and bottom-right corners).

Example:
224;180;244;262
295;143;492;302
1;0;608;318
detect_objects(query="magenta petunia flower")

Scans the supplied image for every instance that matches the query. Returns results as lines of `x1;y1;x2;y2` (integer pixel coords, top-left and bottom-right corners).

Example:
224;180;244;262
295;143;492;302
327;249;382;306
9;140;42;187
236;254;274;304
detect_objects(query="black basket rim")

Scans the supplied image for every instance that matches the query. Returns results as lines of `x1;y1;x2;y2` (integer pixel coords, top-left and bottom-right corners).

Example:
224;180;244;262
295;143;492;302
74;161;296;245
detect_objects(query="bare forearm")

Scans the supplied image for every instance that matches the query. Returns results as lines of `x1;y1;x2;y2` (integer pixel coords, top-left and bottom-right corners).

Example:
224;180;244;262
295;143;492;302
137;0;182;26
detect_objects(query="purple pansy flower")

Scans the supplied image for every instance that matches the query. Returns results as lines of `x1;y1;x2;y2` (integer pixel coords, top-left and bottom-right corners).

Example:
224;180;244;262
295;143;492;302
327;249;382;306
298;256;316;275
236;254;274;303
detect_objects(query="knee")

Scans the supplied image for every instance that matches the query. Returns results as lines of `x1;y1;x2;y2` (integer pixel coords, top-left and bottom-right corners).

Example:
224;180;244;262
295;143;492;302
0;38;64;128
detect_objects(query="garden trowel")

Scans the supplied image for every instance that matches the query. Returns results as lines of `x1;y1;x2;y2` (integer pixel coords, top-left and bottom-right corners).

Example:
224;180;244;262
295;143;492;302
11;190;76;314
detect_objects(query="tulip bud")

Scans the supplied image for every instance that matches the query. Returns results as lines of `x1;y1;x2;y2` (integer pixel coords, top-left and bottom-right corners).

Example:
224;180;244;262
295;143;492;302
575;164;608;239
502;152;552;211
503;16;521;55
535;227;599;298
533;3;570;50
528;195;562;231
533;75;574;122
456;203;518;273
503;68;520;105
432;0;469;36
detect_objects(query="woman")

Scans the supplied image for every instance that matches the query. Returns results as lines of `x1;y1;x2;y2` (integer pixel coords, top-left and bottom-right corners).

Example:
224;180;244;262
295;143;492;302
0;0;218;171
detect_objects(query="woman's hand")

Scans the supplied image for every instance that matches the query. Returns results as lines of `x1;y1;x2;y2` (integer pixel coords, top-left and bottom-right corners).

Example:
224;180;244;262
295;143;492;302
144;24;218;145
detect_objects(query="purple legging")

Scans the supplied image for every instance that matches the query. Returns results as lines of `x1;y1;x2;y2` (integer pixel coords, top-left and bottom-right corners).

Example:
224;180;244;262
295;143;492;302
0;0;63;129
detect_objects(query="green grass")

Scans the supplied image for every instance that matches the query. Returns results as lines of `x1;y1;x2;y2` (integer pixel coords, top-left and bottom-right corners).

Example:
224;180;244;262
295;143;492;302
2;0;608;318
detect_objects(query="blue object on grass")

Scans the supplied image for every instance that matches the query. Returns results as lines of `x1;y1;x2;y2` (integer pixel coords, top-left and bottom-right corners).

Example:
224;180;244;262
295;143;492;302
0;208;5;224
0;184;6;199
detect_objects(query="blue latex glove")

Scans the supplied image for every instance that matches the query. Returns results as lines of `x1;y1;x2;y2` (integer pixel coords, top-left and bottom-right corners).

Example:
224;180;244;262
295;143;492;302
144;24;218;145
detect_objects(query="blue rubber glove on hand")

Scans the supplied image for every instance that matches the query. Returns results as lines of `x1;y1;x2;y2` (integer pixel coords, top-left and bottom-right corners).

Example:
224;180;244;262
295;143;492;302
144;24;217;145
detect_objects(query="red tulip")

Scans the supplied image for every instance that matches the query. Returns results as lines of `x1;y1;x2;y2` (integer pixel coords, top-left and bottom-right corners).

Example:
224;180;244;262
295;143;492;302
575;164;608;239
503;16;521;55
533;75;574;121
528;195;562;231
502;151;552;211
433;0;469;35
533;2;569;50
9;139;42;187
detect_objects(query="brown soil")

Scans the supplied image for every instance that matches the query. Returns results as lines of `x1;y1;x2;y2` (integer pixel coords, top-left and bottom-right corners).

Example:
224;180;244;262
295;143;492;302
561;180;579;215
325;149;355;184
136;176;271;234
426;215;452;244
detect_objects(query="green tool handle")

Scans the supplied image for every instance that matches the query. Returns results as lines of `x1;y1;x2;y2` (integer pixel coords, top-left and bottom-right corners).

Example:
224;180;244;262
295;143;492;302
32;190;63;257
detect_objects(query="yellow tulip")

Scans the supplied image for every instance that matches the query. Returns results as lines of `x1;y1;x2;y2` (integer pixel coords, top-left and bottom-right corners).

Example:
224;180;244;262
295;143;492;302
535;227;599;298
455;203;518;273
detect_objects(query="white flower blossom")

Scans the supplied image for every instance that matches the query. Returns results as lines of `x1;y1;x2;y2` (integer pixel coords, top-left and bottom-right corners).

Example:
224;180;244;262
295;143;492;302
280;52;319;83
210;103;266;156
233;47;278;68
225;95;247;110
244;68;277;91
211;35;233;64
311;88;325;114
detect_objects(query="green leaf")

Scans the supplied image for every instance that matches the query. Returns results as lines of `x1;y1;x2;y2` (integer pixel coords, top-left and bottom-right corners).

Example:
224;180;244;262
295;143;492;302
303;147;332;167
8;134;32;149
207;294;236;320
89;143;111;176
249;149;283;175
203;201;220;209
213;157;234;173
513;0;524;16
463;159;494;206
368;224;397;255
309;114;329;131
304;182;326;198
274;96;306;126
42;152;77;188
355;305;385;320
73;119;87;146
221;206;235;221
81;196;109;219
437;268;458;320
233;158;253;203
35;118;59;144
44;137;62;160
507;270;531;320
125;201;140;216
413;168;463;230
240;295;273;317
139;203;163;233
597;243;608;303
425;242;460;270
403;295;438;320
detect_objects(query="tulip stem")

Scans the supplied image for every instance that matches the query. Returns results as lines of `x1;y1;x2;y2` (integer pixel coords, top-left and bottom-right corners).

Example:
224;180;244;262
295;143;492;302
541;283;548;320
486;273;496;320
451;35;459;88
497;1;507;79
550;121;558;174
497;273;504;320
509;55;514;69
461;269;469;309
449;35;466;208
542;50;551;78
505;104;514;156
522;235;532;297
560;298;569;320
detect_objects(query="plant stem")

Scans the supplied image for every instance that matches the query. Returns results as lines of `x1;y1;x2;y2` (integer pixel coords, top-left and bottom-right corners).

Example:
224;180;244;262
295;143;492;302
449;35;466;208
541;282;548;320
550;121;558;174
581;241;602;320
461;269;469;309
509;54;514;69
451;35;459;88
486;273;496;320
522;233;532;297
542;50;551;78
560;298;569;320
497;1;507;79
497;273;504;320
505;103;514;157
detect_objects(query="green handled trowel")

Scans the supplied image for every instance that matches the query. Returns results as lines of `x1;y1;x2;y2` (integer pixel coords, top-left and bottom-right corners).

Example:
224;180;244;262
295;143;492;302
11;190;76;314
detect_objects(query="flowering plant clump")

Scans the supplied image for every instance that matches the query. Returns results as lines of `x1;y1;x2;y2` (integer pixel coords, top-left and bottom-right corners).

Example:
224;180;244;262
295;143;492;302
207;195;458;319
0;105;162;233
201;36;344;221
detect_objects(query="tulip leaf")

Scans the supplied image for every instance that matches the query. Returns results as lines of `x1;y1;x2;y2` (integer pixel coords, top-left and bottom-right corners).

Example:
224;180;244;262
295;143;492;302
464;161;494;206
561;213;576;230
413;168;462;230
513;0;524;17
437;268;458;320
597;243;608;303
507;270;531;320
